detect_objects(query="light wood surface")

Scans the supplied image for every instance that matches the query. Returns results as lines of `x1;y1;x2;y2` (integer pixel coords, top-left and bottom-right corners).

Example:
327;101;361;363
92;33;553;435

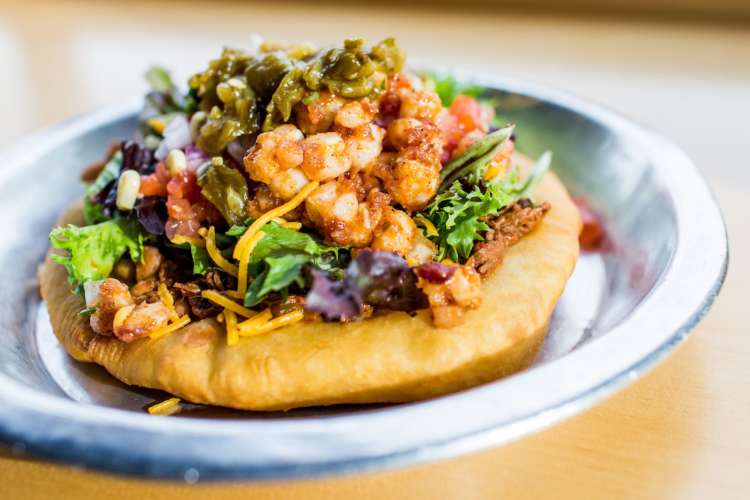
0;1;747;498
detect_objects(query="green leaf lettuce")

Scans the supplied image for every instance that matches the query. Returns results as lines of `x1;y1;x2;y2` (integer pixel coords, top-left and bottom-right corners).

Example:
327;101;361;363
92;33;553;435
49;218;145;292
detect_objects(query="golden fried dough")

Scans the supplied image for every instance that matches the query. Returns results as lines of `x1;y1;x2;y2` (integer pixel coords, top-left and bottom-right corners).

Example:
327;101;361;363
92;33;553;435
39;170;581;411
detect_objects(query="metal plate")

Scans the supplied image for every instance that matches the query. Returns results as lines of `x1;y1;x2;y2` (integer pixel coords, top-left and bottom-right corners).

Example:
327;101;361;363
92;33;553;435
0;74;727;482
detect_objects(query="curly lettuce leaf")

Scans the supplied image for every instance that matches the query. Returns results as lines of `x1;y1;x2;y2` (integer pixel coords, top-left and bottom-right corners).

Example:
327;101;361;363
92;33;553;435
49;219;145;292
422;152;552;261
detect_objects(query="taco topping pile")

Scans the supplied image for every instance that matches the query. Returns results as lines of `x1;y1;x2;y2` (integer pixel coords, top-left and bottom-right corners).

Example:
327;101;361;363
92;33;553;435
49;37;551;344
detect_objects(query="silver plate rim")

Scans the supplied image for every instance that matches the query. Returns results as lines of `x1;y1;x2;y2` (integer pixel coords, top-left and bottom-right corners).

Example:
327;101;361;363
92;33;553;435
0;73;728;481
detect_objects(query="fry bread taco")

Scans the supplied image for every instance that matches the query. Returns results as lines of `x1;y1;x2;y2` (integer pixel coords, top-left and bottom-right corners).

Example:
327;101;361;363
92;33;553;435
40;38;580;411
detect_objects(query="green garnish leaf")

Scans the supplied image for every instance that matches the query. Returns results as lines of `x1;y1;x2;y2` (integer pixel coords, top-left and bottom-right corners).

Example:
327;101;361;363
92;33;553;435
145;66;175;94
197;162;249;226
439;125;514;191
49;219;145;293
241;222;346;306
225;224;247;237
190;244;212;276
244;253;310;307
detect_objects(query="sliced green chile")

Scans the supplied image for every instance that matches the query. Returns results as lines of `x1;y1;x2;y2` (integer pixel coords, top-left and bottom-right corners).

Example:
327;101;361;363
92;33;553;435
197;162;250;226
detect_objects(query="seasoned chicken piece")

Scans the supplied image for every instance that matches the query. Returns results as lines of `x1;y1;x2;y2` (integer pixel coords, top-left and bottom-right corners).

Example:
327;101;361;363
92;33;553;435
416;264;482;328
334;99;377;129
269;167;310;200
339;123;385;172
347;189;390;247
112;301;172;343
301;132;352;181
89;278;134;336
377;118;443;211
305;180;389;247
399;89;442;122
244;124;304;187
384;157;440;212
305;179;359;243
371;207;417;257
295;93;345;134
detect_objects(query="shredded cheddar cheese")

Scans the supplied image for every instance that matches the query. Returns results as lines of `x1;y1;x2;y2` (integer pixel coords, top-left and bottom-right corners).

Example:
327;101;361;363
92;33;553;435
205;226;238;277
239;309;304;337
224;309;239;346
158;283;180;322
236;230;265;297
147;118;166;135
484;159;510;180
148;397;181;415
149;314;191;340
484;164;501;180
271;216;302;230
237;308;273;335
170;234;206;248
233;181;319;260
201;290;256;318
112;304;134;329
414;215;438;237
281;221;302;230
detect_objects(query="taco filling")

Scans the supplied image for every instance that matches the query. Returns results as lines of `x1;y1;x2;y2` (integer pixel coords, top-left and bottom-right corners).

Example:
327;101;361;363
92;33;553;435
49;37;553;345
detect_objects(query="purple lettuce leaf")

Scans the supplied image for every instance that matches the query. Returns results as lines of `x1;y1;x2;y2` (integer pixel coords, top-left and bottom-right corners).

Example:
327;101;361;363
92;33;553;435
305;251;427;321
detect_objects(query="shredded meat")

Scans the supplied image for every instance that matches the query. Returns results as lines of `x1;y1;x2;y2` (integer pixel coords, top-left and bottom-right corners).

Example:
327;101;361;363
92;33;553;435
135;246;163;282
186;296;222;319
131;278;157;300
90;278;134;336
471;200;550;277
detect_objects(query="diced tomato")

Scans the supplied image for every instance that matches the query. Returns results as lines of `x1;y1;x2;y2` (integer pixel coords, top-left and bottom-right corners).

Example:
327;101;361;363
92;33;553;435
574;199;605;251
191;199;223;225
139;174;167;197
155;162;170;184
164;217;200;239
449;95;492;134
167;171;201;202
166;197;193;221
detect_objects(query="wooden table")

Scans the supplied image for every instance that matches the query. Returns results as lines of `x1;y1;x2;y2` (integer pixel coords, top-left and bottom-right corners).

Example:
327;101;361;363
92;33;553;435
1;1;747;498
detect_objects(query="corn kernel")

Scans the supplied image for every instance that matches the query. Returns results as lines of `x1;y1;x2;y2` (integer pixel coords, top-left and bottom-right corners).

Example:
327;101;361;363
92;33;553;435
116;170;141;211
189;111;207;141
166;149;187;176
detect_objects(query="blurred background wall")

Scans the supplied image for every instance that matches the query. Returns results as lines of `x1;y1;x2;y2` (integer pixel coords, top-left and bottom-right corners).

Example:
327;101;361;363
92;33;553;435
388;0;750;21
